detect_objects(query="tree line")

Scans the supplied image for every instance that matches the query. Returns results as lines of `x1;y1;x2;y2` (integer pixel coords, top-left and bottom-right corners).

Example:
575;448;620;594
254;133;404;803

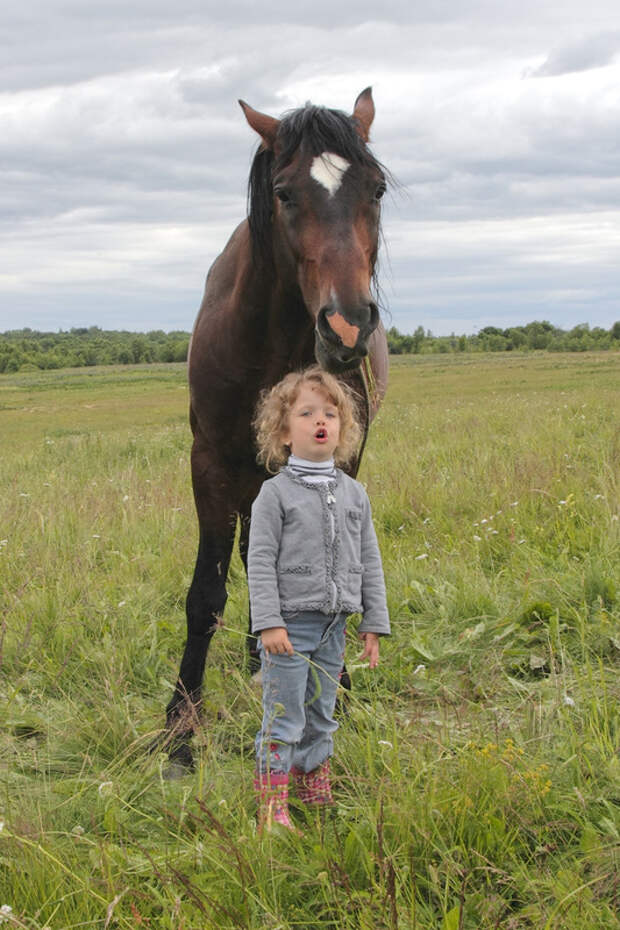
0;320;618;373
0;327;190;373
387;320;620;355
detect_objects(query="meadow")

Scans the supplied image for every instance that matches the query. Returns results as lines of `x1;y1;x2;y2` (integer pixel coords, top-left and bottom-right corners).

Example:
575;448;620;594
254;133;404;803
1;353;618;929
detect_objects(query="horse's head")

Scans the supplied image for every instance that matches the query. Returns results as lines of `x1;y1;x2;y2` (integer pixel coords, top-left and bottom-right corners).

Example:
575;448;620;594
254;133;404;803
240;89;386;373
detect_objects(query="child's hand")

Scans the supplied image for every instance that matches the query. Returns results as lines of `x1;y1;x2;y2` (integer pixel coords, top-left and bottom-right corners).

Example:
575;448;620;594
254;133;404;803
261;627;294;656
358;632;380;669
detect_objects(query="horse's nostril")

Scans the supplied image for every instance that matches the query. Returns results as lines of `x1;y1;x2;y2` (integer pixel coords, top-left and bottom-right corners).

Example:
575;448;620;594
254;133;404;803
368;302;379;332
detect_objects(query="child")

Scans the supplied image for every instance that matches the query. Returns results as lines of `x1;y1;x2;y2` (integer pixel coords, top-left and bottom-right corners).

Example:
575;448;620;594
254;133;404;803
248;365;390;832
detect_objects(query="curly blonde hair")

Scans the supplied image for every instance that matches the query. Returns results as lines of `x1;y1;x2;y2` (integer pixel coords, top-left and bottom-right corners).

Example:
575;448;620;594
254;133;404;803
254;366;362;474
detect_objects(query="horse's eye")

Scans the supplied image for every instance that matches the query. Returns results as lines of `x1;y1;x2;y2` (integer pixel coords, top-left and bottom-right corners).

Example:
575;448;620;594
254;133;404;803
374;183;387;202
275;188;292;204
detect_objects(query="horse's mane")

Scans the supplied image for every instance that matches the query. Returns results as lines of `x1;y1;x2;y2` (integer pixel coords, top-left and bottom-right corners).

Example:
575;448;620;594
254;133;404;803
247;104;387;275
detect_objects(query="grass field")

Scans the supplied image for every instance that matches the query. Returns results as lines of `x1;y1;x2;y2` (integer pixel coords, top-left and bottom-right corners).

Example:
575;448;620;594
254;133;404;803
1;353;619;929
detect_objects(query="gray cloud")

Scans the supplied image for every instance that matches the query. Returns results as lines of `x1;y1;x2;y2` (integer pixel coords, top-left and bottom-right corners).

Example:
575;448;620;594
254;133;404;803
2;1;620;335
529;31;620;77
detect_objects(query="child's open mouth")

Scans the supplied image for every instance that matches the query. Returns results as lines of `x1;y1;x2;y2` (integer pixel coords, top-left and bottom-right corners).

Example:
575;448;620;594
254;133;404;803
315;428;327;441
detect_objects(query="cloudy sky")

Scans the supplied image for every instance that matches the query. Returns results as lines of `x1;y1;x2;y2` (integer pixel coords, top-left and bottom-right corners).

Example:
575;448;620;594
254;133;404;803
2;1;619;336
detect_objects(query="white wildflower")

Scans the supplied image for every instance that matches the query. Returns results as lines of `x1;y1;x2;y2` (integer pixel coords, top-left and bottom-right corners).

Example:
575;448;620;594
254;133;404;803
563;695;575;707
480;518;488;524
122;495;129;502
0;821;4;832
117;601;126;608
98;781;113;797
559;500;567;505
518;539;526;545
473;535;482;541
0;905;13;924
422;517;431;525
92;534;101;539
378;740;393;748
71;824;85;835
397;524;405;532
413;664;426;675
19;492;29;498
415;553;429;560
593;494;603;500
491;529;499;535
510;501;519;507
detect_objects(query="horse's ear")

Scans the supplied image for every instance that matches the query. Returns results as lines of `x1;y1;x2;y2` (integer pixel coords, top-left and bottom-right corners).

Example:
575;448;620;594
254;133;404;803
239;100;280;150
352;87;375;142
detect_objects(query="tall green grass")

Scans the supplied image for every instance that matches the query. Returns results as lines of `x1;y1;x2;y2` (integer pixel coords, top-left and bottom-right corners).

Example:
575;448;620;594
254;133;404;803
1;355;618;928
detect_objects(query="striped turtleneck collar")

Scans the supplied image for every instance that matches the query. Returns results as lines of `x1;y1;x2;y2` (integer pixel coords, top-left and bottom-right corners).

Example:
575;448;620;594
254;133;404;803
286;454;337;480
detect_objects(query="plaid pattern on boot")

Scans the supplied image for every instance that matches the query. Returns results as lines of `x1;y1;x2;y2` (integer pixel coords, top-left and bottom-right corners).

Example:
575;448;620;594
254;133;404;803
290;759;334;806
254;771;300;833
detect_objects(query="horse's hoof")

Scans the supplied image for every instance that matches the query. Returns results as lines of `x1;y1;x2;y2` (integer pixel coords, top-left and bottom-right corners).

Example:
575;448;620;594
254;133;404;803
163;760;193;781
168;740;195;772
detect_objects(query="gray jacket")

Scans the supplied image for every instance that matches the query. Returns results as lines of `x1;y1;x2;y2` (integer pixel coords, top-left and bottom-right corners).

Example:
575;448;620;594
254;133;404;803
248;468;390;635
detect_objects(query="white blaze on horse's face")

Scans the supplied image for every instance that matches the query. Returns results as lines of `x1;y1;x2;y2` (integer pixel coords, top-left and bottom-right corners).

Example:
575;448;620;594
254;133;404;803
310;152;351;197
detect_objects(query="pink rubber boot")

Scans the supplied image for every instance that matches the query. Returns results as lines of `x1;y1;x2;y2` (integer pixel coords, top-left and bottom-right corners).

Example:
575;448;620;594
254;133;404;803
254;772;299;833
290;759;334;806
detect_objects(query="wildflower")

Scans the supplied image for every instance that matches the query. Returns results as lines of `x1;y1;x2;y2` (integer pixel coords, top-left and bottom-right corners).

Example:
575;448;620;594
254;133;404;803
413;664;426;675
117;601;126;608
481;518;488;524
98;781;113;797
558;500;567;506
122;495;129;502
71;824;85;835
415;553;428;560
378;740;393;748
0;821;4;832
510;501;518;507
0;905;13;924
473;535;482;541
563;695;575;707
92;534;101;539
518;538;526;544
422;517;431;525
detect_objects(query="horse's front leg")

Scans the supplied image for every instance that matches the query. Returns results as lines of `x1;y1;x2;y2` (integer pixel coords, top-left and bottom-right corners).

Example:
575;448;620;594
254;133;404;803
165;472;236;768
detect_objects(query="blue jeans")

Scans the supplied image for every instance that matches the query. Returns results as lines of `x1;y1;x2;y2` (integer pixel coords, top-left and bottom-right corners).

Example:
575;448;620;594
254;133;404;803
255;612;347;774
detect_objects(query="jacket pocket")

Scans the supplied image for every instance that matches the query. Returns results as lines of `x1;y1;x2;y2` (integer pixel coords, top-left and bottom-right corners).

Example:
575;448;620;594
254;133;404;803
277;565;314;603
343;563;363;605
345;508;363;532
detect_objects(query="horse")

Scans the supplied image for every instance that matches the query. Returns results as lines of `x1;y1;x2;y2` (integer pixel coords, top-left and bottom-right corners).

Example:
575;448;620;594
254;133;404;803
164;87;390;769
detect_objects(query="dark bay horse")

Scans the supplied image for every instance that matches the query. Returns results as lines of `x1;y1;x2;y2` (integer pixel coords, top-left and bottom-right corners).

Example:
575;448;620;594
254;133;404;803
165;88;389;768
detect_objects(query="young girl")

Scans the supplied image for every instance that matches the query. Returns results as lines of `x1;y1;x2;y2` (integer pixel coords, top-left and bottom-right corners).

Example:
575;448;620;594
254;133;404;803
248;365;390;831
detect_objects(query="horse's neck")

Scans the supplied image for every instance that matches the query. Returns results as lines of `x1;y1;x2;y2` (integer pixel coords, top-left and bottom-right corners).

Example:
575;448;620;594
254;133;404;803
233;228;314;363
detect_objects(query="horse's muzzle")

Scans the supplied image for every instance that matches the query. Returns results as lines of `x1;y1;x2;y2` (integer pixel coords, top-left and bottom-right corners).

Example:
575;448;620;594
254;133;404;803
315;303;379;371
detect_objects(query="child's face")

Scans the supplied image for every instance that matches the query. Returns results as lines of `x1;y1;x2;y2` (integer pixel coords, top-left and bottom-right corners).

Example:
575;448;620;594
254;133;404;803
281;384;341;462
